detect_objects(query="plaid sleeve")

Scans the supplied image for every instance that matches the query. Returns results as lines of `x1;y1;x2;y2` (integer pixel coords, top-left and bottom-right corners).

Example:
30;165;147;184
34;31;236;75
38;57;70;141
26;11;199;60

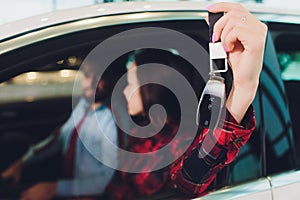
216;105;255;164
170;105;256;196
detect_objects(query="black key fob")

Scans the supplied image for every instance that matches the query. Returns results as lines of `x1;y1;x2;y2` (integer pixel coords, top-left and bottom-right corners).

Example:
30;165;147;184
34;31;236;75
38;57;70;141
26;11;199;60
196;75;225;129
195;11;227;129
208;11;228;74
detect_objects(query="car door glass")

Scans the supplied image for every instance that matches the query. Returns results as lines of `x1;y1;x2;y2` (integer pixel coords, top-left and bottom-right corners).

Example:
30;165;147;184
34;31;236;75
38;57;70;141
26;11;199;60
0;55;84;174
274;28;300;167
0;69;82;105
225;32;296;187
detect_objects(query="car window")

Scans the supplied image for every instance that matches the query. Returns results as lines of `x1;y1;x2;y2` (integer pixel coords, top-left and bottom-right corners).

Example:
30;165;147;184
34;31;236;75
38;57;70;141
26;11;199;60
271;22;300;168
279;51;300;81
0;19;210;188
0;55;84;132
0;68;82;105
216;29;296;189
0;55;84;177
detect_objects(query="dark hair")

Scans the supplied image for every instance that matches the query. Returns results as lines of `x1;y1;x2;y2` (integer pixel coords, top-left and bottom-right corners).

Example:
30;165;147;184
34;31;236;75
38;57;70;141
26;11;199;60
82;55;125;103
129;48;204;125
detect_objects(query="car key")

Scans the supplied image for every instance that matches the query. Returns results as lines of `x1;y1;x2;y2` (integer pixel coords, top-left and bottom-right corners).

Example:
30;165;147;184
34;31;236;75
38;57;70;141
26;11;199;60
196;12;227;129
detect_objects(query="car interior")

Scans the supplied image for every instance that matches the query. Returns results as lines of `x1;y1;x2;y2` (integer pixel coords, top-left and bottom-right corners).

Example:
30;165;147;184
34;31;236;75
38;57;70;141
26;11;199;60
0;18;299;199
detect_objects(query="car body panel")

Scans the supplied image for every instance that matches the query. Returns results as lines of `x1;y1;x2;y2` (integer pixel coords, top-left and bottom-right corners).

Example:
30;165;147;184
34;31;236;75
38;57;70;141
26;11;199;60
199;169;300;200
270;170;300;200
0;11;205;55
1;1;300;41
198;178;272;200
1;2;300;56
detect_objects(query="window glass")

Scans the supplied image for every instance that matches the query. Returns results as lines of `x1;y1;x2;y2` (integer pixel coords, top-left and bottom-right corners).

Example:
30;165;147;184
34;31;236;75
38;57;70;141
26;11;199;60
227;32;296;186
269;23;300;169
0;55;84;135
0;56;85;186
0;69;82;105
278;51;300;81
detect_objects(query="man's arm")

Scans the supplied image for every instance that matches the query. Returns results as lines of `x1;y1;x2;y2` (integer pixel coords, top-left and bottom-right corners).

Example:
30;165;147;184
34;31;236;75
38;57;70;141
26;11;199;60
22;128;62;166
1;128;62;183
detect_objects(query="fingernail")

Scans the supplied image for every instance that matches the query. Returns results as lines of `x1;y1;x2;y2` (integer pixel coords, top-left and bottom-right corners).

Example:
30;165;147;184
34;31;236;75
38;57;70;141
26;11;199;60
212;33;216;43
206;4;214;10
223;45;228;52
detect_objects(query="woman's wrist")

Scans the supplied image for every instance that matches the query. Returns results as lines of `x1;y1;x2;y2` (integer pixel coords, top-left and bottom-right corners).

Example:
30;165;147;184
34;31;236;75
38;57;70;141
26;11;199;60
226;80;258;123
234;80;259;98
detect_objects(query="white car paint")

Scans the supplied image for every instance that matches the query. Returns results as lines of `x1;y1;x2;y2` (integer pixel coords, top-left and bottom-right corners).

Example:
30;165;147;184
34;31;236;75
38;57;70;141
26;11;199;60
1;1;300;41
199;178;272;200
271;170;300;200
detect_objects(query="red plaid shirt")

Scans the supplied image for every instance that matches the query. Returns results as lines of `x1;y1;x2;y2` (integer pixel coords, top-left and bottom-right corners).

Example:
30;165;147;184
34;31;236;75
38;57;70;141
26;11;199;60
108;106;255;199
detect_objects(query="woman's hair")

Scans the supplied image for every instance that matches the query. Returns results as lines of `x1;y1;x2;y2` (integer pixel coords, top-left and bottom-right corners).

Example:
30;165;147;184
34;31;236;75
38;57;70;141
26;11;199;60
128;48;204;125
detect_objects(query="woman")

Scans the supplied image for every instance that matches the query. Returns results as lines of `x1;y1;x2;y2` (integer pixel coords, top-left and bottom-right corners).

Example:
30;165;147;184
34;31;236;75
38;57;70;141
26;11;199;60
110;2;267;199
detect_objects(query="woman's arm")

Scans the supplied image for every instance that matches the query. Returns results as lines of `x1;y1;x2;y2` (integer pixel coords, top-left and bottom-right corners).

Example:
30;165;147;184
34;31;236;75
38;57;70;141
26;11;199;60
209;2;267;123
171;2;267;196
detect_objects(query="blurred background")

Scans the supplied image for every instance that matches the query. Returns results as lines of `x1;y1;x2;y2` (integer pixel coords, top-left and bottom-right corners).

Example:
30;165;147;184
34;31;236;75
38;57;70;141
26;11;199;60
0;0;298;25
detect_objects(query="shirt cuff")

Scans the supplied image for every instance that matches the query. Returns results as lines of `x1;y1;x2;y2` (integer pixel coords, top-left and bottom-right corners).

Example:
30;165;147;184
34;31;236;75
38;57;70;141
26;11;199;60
222;105;256;163
224;105;256;131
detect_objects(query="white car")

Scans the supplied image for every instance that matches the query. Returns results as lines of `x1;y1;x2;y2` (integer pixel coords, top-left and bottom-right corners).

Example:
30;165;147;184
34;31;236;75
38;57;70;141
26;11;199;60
0;2;300;199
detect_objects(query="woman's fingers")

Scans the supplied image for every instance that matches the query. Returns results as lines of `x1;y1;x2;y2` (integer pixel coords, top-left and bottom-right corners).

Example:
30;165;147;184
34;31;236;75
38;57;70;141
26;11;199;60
208;2;267;53
210;10;251;47
206;2;267;85
212;9;242;43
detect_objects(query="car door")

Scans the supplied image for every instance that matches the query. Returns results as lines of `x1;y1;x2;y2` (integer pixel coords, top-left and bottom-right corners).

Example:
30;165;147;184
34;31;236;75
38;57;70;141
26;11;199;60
270;170;300;200
267;20;300;200
198;178;272;200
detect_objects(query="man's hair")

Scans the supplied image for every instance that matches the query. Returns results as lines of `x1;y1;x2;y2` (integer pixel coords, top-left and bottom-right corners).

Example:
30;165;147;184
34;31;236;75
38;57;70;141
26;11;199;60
82;56;124;103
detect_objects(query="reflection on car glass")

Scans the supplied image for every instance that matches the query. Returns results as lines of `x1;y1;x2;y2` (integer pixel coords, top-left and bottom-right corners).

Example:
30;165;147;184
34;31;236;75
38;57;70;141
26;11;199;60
278;51;300;81
0;70;83;104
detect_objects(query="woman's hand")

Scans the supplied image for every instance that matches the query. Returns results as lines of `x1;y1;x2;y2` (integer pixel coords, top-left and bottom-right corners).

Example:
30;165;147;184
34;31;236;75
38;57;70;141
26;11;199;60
208;2;268;123
1;159;24;183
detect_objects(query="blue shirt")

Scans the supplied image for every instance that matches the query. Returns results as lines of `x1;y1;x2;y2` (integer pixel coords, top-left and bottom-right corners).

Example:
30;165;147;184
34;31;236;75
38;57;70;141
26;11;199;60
22;98;118;196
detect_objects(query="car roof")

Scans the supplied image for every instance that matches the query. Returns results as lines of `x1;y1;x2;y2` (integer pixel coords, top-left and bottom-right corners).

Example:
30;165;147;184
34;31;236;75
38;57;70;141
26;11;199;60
1;1;300;45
